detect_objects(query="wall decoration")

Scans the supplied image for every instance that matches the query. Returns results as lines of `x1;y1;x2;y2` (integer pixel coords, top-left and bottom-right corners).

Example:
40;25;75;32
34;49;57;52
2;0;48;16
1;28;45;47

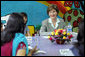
63;9;84;32
1;1;84;32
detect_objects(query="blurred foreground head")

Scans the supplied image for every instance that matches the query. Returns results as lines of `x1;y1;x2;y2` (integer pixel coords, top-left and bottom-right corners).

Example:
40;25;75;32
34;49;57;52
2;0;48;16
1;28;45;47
1;13;24;46
76;19;84;56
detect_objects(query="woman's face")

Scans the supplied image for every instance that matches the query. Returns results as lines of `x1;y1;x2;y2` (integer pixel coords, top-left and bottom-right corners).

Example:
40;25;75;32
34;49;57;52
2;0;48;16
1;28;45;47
49;9;57;19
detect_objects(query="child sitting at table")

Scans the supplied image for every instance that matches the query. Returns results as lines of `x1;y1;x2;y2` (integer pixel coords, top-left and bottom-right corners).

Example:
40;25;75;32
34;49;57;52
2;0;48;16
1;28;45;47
20;12;30;36
1;13;37;56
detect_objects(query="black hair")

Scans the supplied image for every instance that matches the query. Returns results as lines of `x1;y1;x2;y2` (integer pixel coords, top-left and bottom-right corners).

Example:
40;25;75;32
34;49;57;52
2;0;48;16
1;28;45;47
75;19;84;56
1;13;24;46
20;12;28;25
77;20;84;43
1;23;3;32
21;12;27;18
1;23;3;27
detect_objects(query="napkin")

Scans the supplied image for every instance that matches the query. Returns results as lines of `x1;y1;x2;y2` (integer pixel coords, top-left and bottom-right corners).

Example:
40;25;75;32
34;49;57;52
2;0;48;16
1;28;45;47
59;49;74;56
34;50;46;54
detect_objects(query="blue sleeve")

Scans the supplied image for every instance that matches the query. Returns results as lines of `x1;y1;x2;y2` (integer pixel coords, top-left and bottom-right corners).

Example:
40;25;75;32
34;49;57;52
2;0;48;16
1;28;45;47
26;26;29;31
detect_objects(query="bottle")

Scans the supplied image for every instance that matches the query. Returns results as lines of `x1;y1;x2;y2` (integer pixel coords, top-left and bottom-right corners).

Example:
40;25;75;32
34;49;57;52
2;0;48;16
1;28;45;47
67;23;72;34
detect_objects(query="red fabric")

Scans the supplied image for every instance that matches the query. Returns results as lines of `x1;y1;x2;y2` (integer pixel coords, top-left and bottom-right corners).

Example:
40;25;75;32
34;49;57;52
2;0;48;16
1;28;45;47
1;40;13;56
16;42;26;55
1;41;26;56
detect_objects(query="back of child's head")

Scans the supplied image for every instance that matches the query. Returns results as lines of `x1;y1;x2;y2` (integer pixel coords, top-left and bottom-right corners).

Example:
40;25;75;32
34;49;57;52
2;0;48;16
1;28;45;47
1;13;24;46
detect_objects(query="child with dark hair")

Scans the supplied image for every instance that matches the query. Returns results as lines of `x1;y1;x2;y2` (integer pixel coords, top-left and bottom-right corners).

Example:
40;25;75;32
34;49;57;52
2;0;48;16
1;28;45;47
1;13;37;56
21;12;30;36
71;19;84;56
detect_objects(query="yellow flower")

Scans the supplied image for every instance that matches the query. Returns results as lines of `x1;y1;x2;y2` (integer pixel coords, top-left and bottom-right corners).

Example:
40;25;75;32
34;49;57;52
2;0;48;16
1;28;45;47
51;32;55;35
67;33;70;35
63;36;66;39
60;29;63;30
63;32;66;35
48;36;50;39
55;32;58;35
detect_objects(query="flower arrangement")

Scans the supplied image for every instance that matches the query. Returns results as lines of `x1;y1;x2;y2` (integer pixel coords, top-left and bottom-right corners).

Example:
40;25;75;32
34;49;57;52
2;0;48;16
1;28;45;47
48;29;73;44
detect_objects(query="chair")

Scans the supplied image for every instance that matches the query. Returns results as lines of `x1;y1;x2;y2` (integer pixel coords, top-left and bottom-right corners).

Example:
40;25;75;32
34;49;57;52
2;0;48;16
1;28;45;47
25;25;35;36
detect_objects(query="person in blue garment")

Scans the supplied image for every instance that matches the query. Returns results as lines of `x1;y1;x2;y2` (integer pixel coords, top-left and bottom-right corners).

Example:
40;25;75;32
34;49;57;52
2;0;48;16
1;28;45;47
21;12;30;36
70;19;84;56
1;13;37;56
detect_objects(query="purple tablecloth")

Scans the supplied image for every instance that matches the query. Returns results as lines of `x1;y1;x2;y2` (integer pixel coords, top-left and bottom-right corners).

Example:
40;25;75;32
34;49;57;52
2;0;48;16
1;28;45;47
31;36;74;56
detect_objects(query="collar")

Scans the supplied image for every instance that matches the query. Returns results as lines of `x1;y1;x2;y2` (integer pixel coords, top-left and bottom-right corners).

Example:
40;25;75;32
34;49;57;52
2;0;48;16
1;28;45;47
48;17;60;29
49;17;60;24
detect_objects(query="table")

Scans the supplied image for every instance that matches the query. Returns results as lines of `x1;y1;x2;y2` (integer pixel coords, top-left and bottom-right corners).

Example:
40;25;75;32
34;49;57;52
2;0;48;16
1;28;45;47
32;36;74;56
26;32;78;56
